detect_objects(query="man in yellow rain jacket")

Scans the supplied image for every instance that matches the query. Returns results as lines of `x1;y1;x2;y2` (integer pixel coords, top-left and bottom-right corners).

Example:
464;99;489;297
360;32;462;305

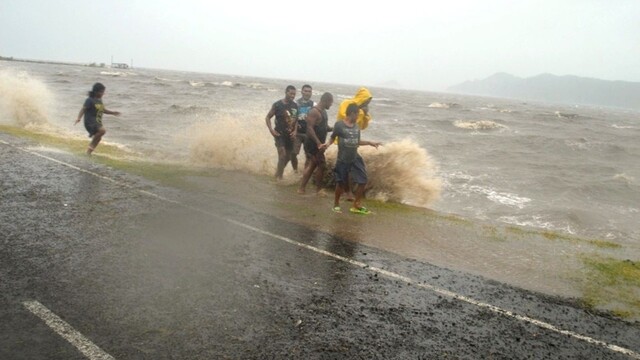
334;87;373;201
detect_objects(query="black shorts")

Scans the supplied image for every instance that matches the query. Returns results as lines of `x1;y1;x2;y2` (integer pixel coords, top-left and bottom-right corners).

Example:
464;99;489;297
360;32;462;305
334;156;367;184
293;133;305;155
274;134;293;151
305;150;326;164
84;120;102;137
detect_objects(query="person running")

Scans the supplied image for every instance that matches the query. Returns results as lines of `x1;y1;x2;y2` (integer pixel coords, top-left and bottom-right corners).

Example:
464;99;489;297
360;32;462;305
293;84;314;172
298;92;333;196
265;85;299;180
328;103;381;214
335;87;373;200
74;82;121;155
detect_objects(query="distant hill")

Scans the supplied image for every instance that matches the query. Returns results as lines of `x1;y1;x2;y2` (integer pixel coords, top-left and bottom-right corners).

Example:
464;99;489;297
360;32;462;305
448;73;640;110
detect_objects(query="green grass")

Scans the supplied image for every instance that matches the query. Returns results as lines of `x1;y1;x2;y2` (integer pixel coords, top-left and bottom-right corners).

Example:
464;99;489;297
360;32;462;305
0;124;225;189
580;255;640;319
586;239;624;249
0;125;131;158
435;212;472;225
482;225;505;242
504;225;621;249
363;199;423;214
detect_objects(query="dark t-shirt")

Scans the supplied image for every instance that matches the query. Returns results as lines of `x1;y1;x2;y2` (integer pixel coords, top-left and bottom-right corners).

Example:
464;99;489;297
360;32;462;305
332;121;360;164
83;97;104;125
296;98;314;134
272;100;298;134
304;107;329;154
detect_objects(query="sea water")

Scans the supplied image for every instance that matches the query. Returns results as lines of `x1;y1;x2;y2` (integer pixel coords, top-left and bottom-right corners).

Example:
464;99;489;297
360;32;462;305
1;60;639;253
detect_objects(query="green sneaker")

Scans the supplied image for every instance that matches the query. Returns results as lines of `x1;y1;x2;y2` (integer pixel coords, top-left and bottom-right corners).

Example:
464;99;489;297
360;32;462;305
332;206;342;213
349;206;371;215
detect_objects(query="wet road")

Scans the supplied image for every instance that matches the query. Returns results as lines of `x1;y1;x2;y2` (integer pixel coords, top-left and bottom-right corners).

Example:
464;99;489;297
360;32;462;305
1;133;639;359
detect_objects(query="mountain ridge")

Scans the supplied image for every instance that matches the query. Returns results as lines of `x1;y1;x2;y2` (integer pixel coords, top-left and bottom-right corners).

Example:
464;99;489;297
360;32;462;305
448;73;640;110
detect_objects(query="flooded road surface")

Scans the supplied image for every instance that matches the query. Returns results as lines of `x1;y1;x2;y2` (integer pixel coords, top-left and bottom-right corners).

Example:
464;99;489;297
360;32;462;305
1;133;639;359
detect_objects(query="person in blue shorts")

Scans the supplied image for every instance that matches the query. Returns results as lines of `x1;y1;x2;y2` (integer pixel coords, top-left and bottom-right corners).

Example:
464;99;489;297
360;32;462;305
74;82;120;155
327;103;381;214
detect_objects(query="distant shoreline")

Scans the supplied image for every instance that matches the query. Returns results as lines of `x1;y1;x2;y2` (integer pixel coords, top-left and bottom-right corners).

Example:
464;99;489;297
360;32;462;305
0;56;110;69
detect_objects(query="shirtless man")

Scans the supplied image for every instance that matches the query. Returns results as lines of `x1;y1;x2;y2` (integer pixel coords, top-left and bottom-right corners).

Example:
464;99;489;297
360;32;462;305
298;92;333;195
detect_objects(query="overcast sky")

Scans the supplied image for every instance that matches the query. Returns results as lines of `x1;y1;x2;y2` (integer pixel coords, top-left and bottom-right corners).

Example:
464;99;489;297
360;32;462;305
1;0;638;91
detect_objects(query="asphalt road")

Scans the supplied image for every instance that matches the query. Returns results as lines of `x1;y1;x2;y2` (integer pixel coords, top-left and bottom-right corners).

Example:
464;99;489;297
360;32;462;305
1;133;639;359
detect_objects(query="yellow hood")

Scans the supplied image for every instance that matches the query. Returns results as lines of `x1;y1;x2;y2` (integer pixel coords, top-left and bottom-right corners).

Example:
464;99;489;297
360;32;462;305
352;87;373;106
336;87;373;130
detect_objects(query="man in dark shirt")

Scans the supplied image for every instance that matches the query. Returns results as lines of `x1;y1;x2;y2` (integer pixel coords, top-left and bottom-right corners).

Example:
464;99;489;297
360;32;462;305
265;85;299;180
298;92;333;196
328;103;381;214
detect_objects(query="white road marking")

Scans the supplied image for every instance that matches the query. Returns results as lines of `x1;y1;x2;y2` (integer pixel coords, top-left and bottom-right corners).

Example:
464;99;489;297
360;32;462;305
22;300;115;360
4;140;639;359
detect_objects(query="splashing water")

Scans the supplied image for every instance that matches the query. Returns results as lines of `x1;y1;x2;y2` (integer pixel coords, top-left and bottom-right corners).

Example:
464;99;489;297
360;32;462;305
188;114;276;176
0;69;54;128
189;118;442;205
358;139;442;206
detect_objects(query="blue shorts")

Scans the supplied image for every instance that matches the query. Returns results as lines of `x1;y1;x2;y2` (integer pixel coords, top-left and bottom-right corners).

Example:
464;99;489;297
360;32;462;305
334;156;367;184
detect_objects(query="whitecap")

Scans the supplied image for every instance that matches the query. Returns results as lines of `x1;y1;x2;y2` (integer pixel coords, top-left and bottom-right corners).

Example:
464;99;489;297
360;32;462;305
612;173;635;184
100;71;127;77
498;215;555;230
612;124;636;129
454;120;505;130
155;77;182;82
467;185;531;209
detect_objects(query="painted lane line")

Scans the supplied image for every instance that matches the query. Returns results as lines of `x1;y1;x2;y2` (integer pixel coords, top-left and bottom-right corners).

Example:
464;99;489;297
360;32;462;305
22;300;115;360
227;220;640;359
4;141;639;359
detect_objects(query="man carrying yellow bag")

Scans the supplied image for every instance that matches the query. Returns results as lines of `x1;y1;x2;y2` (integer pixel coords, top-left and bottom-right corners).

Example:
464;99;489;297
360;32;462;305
334;87;373;201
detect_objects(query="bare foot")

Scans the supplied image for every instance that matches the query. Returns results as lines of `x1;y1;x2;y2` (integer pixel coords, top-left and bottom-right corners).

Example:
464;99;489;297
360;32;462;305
316;189;328;197
297;188;306;195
